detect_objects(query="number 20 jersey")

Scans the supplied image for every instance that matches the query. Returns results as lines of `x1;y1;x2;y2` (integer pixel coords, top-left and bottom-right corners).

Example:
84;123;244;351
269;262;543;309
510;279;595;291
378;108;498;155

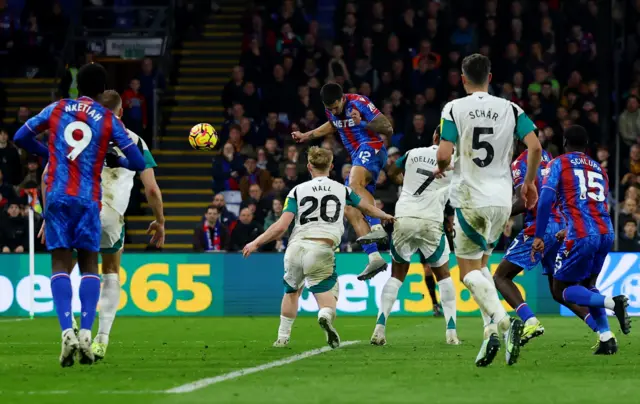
541;152;613;239
395;145;451;223
26;97;133;202
440;92;536;209
284;176;361;248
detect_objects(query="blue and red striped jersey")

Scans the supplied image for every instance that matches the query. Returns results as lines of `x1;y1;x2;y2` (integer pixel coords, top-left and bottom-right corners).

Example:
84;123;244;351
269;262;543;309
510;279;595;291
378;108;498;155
325;94;384;155
511;149;565;236
541;152;613;239
26;97;134;202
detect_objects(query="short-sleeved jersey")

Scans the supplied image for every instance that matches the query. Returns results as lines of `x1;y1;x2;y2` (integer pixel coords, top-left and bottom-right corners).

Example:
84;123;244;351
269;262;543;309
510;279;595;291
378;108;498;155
27;97;134;202
541;152;613;239
283;176;361;247
395;145;451;223
102;129;157;216
511;149;564;236
326;93;384;156
440;92;536;208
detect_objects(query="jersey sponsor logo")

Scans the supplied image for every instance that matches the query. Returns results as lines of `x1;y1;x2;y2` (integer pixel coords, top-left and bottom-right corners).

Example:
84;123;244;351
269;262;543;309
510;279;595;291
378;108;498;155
332;118;356;128
540;168;550;176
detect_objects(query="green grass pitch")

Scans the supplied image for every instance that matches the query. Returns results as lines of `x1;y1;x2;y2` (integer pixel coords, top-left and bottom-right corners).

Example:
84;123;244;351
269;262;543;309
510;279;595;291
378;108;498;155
0;316;636;403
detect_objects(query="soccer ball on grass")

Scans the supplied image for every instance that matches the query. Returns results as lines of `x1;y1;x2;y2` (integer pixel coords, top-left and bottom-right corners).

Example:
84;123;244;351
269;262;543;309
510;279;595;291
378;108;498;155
188;123;218;150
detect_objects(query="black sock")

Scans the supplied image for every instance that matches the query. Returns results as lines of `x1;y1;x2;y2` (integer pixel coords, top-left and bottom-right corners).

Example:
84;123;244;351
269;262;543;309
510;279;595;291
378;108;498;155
425;275;438;304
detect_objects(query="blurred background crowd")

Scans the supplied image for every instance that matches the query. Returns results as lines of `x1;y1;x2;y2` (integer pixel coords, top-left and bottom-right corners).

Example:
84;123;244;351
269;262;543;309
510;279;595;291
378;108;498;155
0;0;639;254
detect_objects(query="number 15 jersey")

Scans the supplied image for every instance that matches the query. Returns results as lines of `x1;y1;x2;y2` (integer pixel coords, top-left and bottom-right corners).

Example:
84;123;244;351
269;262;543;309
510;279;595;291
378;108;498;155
440;92;536;208
26;97;134;202
395;145;451;223
541;152;613;239
283;176;362;248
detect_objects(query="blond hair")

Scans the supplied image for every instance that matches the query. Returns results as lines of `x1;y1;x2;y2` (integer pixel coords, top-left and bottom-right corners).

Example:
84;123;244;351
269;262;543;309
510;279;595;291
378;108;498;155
307;146;333;172
99;90;122;112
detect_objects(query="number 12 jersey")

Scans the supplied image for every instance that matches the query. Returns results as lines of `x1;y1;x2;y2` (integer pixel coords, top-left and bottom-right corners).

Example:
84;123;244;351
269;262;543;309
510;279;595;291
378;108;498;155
283;176;362;248
440;91;536;208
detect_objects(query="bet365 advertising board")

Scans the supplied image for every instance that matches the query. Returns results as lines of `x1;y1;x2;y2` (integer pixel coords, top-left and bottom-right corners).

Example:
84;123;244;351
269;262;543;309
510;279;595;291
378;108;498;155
4;252;635;318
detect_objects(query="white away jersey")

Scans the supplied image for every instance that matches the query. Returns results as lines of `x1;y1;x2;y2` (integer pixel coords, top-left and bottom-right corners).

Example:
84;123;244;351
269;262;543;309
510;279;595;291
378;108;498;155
283;176;361;248
440;91;536;208
101;129;156;215
395;145;451;223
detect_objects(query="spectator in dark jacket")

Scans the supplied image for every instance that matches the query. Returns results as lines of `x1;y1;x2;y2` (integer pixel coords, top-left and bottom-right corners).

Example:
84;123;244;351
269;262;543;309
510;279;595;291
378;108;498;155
212;142;245;194
0;168;16;209
222;66;245;112
212;193;237;230
239;156;272;200
229;208;262;251
0;129;21;185
1;202;27;253
401;114;432;153
193;206;229;252
618;219;640;252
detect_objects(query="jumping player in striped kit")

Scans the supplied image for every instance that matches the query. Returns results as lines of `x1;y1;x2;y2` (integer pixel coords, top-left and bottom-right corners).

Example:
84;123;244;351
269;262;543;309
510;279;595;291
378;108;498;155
292;83;393;280
495;148;601;347
533;125;631;354
14;63;146;366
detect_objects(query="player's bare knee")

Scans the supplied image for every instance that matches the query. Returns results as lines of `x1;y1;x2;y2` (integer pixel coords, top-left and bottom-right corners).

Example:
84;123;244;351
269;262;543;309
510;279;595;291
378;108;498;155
431;264;450;281
391;262;410;282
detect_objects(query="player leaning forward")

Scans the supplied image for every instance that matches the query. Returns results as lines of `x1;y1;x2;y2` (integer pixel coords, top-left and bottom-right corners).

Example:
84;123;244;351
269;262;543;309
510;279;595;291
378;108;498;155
436;54;543;367
371;126;459;346
92;90;165;360
242;147;394;348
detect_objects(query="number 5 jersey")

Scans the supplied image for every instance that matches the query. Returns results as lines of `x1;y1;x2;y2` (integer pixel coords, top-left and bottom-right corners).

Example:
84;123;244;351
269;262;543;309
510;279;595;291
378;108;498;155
283;176;362;248
439;92;536;209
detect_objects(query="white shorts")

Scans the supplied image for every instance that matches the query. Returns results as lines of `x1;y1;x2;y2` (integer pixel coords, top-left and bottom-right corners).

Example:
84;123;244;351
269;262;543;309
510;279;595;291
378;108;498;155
454;206;511;260
283;239;338;298
391;217;450;267
99;204;125;252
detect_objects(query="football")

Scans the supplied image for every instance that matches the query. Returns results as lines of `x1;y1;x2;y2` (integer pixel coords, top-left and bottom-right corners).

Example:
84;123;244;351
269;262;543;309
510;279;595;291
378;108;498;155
188;123;218;150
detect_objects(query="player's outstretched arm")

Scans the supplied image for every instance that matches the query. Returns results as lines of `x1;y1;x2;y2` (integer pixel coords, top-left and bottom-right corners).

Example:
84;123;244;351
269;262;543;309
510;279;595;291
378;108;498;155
521;132;542;209
531;187;556;260
436;140;454;172
355;199;394;224
140;168;165;248
291;121;334;143
242;212;295;257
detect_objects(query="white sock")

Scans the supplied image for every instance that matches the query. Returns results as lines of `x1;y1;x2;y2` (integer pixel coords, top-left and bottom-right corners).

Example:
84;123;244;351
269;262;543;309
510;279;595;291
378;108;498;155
463;270;508;334
604;297;615;310
377;277;402;328
525;317;539;326
600;330;613;341
96;274;120;344
437;277;457;331
479;266;495;328
318;307;334;324
278;315;295;339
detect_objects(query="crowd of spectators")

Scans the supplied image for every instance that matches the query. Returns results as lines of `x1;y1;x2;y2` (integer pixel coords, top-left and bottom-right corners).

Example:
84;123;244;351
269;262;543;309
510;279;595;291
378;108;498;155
0;0;70;77
208;0;640;253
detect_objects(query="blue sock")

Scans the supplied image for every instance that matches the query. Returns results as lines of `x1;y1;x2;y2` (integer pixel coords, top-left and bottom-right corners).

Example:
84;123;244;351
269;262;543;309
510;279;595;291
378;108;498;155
51;272;73;331
366;215;381;228
515;302;535;323
79;274;101;330
563;285;606;308
583;313;599;332
362;243;378;255
588;287;610;334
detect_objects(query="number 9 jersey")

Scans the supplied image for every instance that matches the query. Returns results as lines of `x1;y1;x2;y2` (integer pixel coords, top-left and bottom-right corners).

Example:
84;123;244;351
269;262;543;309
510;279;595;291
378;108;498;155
440;92;536;208
283;176;362;248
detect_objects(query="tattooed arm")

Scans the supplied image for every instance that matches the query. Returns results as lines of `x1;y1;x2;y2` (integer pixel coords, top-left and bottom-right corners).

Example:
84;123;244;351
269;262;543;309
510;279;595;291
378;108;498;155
365;114;393;136
291;121;335;143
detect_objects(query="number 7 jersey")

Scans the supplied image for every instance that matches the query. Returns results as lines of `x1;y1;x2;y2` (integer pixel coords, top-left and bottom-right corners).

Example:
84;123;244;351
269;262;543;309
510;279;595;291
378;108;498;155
440;92;536;208
395;145;451;223
541;152;613;239
283;176;362;248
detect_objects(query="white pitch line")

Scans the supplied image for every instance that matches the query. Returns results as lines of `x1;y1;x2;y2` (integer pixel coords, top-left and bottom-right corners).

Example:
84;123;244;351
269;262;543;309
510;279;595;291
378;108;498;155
166;340;361;394
0;318;30;323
